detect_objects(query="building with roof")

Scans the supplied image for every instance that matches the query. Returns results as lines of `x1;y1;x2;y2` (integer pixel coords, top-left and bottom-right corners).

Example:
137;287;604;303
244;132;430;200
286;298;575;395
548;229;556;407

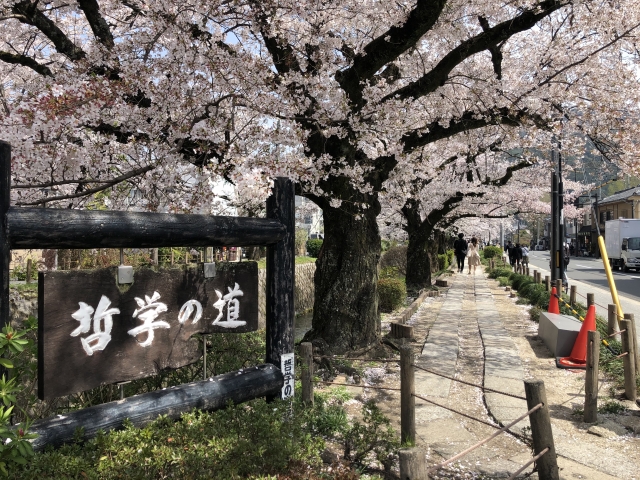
597;187;640;227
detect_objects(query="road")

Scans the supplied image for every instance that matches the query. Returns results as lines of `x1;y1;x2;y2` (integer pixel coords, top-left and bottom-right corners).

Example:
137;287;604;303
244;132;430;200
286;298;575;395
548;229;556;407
527;251;640;302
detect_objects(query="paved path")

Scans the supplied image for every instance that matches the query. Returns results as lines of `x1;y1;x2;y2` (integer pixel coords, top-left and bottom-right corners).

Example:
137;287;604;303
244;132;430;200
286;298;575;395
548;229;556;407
414;271;534;477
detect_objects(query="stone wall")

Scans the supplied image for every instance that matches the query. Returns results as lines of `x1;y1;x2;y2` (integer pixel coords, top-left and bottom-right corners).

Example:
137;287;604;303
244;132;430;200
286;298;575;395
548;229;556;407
9;288;38;326
9;262;317;329
258;262;316;328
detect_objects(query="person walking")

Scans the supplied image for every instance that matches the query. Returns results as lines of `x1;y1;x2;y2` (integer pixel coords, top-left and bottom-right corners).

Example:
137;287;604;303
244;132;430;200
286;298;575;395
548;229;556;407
506;241;515;267
453;233;468;273
467;237;481;275
514;243;523;271
521;244;529;268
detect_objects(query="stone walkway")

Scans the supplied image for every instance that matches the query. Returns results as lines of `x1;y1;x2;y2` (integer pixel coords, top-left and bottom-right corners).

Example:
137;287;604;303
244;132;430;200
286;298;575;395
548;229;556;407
414;271;534;477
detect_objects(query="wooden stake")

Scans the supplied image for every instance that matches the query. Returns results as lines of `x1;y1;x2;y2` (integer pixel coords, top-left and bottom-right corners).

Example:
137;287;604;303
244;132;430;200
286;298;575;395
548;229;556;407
265;178;295;396
608;304;619;341
26;258;32;284
399;448;427;480
0;142;10;333
570;286;577;307
524;380;559;480
544;276;550;292
584;330;600;424
555;279;562;297
400;344;415;446
621;319;637;402
300;342;313;405
587;293;594;308
624;313;640;374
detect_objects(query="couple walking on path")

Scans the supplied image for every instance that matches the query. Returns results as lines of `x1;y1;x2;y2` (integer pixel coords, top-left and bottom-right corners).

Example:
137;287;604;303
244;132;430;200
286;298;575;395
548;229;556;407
453;233;481;274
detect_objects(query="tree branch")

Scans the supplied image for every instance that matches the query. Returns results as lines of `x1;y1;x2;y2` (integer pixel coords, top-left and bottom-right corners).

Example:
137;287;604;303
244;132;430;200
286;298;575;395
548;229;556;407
336;0;447;108
248;1;301;75
383;0;567;103
12;0;85;61
77;0;115;49
14;164;155;206
0;50;52;76
402;107;537;153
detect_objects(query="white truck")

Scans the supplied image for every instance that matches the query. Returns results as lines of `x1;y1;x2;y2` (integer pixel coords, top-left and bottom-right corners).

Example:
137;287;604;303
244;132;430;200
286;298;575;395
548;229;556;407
605;219;640;271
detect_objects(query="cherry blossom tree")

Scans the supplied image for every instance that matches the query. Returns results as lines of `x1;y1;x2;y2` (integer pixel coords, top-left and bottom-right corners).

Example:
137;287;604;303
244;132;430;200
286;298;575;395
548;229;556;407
2;0;640;351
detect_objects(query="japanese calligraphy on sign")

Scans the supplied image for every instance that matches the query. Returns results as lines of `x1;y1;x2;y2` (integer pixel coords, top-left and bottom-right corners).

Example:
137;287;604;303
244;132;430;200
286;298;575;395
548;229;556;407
38;263;259;400
280;352;295;400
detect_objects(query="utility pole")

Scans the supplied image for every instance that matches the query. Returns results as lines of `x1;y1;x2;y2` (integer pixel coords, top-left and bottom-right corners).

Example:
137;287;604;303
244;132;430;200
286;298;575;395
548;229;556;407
551;169;558;281
551;142;565;283
559;143;565;284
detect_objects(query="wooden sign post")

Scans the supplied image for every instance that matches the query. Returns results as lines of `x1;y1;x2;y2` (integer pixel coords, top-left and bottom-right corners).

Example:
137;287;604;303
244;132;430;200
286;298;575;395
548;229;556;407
38;264;259;399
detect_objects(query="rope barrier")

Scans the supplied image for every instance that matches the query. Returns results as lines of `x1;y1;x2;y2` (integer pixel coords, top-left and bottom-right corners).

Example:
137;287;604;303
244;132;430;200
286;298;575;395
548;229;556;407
507;447;550;480
412;364;527;401
573;291;624;319
426;403;543;474
412;393;503;430
554;293;585;322
601;351;629;364
312;380;400;392
607;329;625;338
313;355;399;363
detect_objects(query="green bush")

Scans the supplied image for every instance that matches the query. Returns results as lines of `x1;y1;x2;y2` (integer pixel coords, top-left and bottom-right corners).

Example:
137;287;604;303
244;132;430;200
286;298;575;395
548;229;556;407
0;321;38;475
378;277;406;312
343;400;399;472
437;254;449;271
380;266;400;279
487;267;513;279
379;245;407;276
10;386;400;479
295;228;308;256
10;265;28;281
497;276;510;286
482;246;502;259
306;239;323;258
446;249;454;264
511;274;533;291
529;306;542;322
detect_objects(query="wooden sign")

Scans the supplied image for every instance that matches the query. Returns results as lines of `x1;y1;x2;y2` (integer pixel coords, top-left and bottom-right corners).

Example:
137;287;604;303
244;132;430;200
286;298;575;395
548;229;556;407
38;262;259;400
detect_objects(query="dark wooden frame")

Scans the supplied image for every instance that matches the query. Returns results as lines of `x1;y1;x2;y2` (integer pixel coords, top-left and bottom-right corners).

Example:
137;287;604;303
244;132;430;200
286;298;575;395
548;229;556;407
0;141;295;448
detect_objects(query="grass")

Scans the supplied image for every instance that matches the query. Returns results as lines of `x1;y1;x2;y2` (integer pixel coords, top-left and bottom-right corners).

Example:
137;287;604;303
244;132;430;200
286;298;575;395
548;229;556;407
8;282;38;292
256;256;317;269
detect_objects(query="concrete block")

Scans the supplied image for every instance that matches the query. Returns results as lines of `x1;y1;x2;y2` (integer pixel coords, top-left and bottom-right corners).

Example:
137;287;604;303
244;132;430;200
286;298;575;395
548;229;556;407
539;312;582;357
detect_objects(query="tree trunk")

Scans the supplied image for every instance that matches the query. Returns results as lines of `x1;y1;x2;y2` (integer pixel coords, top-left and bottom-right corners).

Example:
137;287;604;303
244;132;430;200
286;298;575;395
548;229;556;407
304;197;382;353
405;227;432;293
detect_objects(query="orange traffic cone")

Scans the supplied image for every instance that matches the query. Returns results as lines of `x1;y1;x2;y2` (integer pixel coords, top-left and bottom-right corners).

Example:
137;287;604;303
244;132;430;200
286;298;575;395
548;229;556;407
548;287;560;314
556;305;597;369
